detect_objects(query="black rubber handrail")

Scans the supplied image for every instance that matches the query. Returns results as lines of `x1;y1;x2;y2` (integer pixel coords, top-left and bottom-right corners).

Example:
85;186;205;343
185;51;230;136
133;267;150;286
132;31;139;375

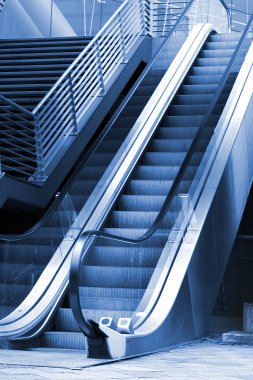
0;0;195;242
69;12;253;338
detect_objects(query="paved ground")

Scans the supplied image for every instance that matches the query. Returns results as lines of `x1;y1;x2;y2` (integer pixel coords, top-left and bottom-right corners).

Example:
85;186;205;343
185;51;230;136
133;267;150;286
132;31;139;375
0;334;253;379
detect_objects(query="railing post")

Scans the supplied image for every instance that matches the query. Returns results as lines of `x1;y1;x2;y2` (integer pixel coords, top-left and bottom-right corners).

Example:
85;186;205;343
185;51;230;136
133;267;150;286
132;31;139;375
146;0;154;35
118;12;128;63
95;40;106;96
228;0;234;32
67;72;78;135
29;113;47;182
138;0;148;35
162;0;171;36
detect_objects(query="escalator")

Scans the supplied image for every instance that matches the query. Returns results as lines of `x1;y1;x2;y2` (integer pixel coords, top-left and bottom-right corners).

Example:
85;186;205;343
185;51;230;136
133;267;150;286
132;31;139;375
72;32;242;324
67;20;253;357
0;0;242;358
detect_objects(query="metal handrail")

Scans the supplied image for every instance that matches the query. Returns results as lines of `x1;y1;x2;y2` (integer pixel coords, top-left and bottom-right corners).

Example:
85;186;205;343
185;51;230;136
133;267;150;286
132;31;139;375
69;12;253;339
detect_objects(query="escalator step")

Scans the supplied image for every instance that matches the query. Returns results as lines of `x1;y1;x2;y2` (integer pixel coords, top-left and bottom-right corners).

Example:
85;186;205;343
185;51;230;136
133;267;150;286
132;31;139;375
156;126;197;139
196;57;232;66
40;331;86;350
162;115;204;127
79;295;141;311
87;246;161;266
208;33;241;42
149;139;191;152
97;139;124;153
80;265;154;288
142;152;186;165
55;308;133;332
126;95;153;107
179;84;219;94
169;104;209;116
68;179;98;195
200;49;235;58
0;244;53;263
134;85;157;96
190;66;227;75
174;93;224;105
134;165;197;181
127;179;172;195
204;41;240;50
75;165;107;180
0;283;31;298
109;210;176;228
100;228;168;246
185;75;223;85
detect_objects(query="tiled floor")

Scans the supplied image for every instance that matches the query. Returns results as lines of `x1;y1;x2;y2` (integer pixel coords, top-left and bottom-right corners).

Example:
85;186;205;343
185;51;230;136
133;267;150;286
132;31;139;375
0;333;253;379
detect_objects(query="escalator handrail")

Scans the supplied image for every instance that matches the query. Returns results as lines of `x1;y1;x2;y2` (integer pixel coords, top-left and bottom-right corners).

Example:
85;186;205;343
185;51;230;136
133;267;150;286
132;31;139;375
69;14;253;338
0;0;197;242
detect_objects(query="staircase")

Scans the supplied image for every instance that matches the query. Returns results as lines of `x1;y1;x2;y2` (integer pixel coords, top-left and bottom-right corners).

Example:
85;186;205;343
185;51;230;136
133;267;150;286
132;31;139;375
0;36;92;177
9;32;246;352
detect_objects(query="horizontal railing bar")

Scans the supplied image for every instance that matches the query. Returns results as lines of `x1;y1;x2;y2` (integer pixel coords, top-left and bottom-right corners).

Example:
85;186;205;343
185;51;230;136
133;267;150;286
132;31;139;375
2;155;36;170
1;146;36;163
72;61;99;94
0;122;34;141
40;100;73;138
0;107;34;126
0;136;36;155
0;113;34;132
43;120;73;159
42;110;73;145
1;163;34;176
42;112;73;150
74;82;102;111
0;94;33;118
38;89;72;128
36;80;70;121
39;93;72;133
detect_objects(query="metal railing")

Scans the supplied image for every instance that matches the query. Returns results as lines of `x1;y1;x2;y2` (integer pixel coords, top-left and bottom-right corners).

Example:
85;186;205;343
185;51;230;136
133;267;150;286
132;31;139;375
0;94;44;180
144;0;190;36
0;0;230;182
